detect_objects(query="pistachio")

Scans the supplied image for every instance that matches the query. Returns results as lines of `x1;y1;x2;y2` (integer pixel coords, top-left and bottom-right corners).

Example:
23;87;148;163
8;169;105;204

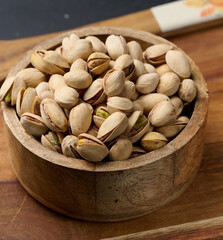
85;36;107;54
130;146;146;158
48;74;67;92
0;76;15;103
70;59;88;72
141;131;168;151
31;50;70;75
170;96;183;117
77;133;109;162
113;54;135;79
16;87;26;117
144;63;156;74
87;52;110;75
15;68;47;88
105;35;128;60
41;131;62;153
93;105;109;128
40;98;68;132
19;87;37;116
156;115;189;138
148;101;176;127
87;125;99;137
64;70;93;90
103;69;125;97
65;39;93;64
132;100;144;114
20;113;48;137
109;60;115;69
97;112;128;142
131;59;147;81
136;73;159;94
166;50;191;78
156;63;173;77
61;135;80;158
109;138;133;161
62;33;80;59
83;78;106;105
118;81;138;101
138;93;170;115
55;46;64;56
36;82;54;100
54;86;79;109
107;96;133;115
156;72;180;96
178;79;197;103
10;77;26;106
127;41;143;61
69;102;93;136
144;44;173;65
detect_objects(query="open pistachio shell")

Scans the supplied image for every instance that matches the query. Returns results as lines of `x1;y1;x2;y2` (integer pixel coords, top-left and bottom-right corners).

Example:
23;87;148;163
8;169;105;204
109;138;133;161
127;41;143;61
118;81;138;101
11;77;26;106
85;36;107;54
170;96;183;118
20;113;48;137
16;87;26;117
107;96;133;115
136;73;159;94
87;52;110;75
87;125;99;137
0;76;15;104
93;105;109;128
69;102;93;136
61;135;80;158
40;98;68;132
130;146;146;158
20;87;37;116
77;133;109;162
70;59;88;72
97;112;128;142
131;59;147;82
41;131;63;153
141;131;168;152
178;79;197;103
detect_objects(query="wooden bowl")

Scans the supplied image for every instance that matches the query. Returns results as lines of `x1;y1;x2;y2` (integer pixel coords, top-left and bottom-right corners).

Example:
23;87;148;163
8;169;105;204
1;27;209;222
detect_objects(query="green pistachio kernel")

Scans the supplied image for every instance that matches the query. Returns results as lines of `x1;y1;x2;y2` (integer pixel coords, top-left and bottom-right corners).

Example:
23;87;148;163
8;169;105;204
134;115;147;130
4;92;12;104
96;108;109;119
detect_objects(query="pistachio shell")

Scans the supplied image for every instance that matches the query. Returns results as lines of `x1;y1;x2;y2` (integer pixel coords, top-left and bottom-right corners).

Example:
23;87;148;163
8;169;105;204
105;35;128;60
11;77;26;106
136;73;159;94
41;131;62;153
69;102;93;136
20;113;48;137
144;63;156;73
130;146;146;158
170;96;183;117
16;87;26;117
40;98;68;132
156;72;180;96
107;96;133;115
144;44;173;65
87;52;110;75
66;39;93;64
87;125;99;137
132;100;144;114
148;101;176;127
54;86;79;109
141;131;168;151
97;112;128;142
36;82;49;95
20;87;37;116
55;46;64;56
113;54;135;79
49;74;67;92
0;76;15;103
131;59;147;81
83;78;106;105
166;50;191;78
39;90;54;100
178;79;197;103
61;135;80;158
15;68;47;88
85;36;107;53
109;138;133;161
118;81;138;101
64;70;92;90
77;133;109;162
127;41;143;61
103;69;125;97
62;33;80;59
93;105;109;128
70;59;88;72
156;64;173;77
138;93;170;115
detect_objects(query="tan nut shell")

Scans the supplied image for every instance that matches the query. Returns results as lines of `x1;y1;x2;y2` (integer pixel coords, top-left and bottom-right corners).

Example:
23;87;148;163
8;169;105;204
40;98;68;132
20;113;48;137
41;132;63;153
11;77;26;106
62;33;80;59
127;41;143;61
130;146;146;158
85;36;107;54
148;101;176;127
69;102;93;136
144;63;156;74
16;87;26;117
131;59;147;81
136;73;159;94
156;63;173;77
141;131;168;151
166;50;192;78
103;69;125;97
97;112;128;142
87;125;99;137
118;81;138;101
36;82;54;100
138;93;170;115
77;133;109;162
107;96;133;115
170;96;183;117
105;35;128;60
61;135;80;158
178;79;197;103
156;72;181;96
20;87;37;116
54;86;79;109
0;76;15;101
49;74;67;92
70;59;88;72
109;138;133;161
87;52;110;75
64;70;93;90
132;100;144;114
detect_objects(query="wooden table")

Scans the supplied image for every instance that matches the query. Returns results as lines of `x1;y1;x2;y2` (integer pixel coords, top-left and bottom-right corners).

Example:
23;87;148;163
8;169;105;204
1;10;223;240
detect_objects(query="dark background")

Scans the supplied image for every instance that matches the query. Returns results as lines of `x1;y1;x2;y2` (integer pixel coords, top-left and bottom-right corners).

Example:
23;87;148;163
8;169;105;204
0;0;173;40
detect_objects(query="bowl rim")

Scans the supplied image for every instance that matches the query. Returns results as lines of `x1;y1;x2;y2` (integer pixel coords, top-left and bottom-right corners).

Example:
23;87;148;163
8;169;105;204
1;26;209;172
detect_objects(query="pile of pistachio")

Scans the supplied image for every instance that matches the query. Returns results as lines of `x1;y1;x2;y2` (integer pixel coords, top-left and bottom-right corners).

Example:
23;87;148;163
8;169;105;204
0;33;197;162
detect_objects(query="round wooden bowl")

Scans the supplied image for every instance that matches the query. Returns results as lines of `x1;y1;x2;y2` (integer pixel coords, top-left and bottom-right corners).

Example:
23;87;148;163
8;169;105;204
1;27;209;222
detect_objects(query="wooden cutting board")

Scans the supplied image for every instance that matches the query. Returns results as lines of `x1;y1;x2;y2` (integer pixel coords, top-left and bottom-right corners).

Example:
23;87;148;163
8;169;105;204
1;9;223;240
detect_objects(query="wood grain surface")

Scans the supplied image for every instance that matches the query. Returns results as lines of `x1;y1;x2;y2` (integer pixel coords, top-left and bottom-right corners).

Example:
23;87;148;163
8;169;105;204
1;14;223;240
